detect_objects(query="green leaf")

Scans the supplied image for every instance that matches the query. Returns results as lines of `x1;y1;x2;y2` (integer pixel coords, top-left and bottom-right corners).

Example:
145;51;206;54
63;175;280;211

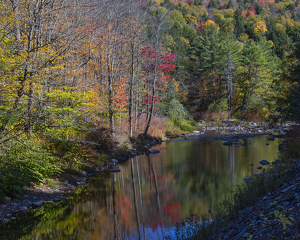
274;210;280;218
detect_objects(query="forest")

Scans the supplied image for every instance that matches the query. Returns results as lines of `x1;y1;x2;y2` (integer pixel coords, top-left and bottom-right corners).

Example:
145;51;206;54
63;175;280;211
0;0;299;200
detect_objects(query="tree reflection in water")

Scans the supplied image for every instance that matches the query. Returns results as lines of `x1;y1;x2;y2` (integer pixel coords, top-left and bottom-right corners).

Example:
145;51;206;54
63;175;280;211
0;136;279;240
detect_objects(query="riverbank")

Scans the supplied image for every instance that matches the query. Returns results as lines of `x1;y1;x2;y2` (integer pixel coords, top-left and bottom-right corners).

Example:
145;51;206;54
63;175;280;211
0;121;290;225
0;134;162;223
0;121;294;225
184;125;300;240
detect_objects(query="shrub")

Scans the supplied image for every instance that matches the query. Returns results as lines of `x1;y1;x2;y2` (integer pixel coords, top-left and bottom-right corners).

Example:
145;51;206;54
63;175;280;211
84;126;116;153
165;120;182;136
173;118;197;132
165;99;188;119
0;138;61;200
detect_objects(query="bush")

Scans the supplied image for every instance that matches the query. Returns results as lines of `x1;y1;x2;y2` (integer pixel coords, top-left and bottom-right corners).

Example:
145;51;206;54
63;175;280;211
0;138;61;200
165;99;189;119
84;126;116;153
165;120;182;136
173;118;197;132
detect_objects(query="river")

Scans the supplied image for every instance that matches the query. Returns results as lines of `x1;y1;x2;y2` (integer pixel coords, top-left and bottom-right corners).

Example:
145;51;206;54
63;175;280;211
0;135;280;240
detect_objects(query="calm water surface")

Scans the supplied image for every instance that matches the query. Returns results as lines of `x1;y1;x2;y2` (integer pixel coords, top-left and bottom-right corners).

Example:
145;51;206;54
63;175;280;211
1;135;280;240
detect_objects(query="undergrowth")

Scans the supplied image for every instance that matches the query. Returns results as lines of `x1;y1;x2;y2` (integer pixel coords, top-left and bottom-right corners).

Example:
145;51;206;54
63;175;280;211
0;137;61;200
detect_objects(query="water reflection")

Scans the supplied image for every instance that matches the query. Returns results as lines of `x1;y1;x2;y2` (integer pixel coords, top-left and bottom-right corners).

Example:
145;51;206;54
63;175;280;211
0;136;280;240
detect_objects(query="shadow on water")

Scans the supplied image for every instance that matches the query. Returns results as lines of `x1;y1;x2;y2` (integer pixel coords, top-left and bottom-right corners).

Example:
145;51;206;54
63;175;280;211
0;135;280;240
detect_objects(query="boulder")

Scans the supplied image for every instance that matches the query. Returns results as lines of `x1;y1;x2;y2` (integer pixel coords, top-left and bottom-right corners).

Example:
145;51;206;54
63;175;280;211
268;135;275;141
260;160;270;165
53;197;61;203
4;196;11;201
147;149;160;154
257;166;262;169
20;206;28;212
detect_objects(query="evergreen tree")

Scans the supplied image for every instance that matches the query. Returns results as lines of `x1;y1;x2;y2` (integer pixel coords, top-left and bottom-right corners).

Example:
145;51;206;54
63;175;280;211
227;0;234;9
277;44;300;121
234;6;245;35
201;12;209;22
255;3;264;14
219;33;241;113
194;0;203;6
208;0;218;8
198;24;224;102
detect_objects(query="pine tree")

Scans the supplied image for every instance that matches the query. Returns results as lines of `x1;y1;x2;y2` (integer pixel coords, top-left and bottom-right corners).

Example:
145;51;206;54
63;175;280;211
227;0;234;9
219;33;241;113
276;44;300;121
234;6;245;36
198;24;224;102
194;0;203;6
208;0;218;8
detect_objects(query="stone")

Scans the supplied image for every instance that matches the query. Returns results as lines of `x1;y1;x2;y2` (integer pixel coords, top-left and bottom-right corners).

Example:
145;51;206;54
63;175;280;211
111;159;118;163
110;169;121;173
2;219;10;222
81;171;87;176
6;214;12;218
53;197;61;202
61;196;67;200
44;201;54;205
250;164;254;166
260;160;270;165
11;217;16;220
147;149;160;154
5;196;11;201
76;182;86;185
32;201;44;207
20;206;28;212
257;166;263;169
244;178;252;181
268;136;275;141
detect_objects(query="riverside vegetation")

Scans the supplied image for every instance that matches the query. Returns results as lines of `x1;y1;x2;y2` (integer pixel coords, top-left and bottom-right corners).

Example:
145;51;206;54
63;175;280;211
1;0;300;238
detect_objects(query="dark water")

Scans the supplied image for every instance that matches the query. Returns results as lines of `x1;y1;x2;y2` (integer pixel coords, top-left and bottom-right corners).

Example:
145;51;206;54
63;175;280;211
0;135;280;240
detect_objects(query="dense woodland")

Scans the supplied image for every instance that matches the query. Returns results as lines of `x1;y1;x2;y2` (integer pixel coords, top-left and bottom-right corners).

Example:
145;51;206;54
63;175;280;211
0;0;300;199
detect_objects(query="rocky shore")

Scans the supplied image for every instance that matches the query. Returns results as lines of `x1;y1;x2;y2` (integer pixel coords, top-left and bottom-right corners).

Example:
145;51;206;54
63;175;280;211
0;137;162;224
215;160;300;239
210;125;300;240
